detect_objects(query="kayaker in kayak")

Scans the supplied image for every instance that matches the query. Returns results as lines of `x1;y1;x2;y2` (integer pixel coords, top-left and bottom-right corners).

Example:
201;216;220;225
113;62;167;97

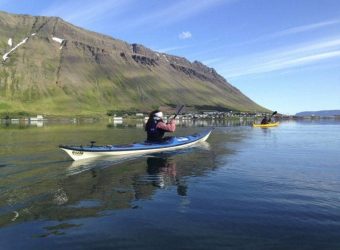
261;116;269;124
145;110;176;142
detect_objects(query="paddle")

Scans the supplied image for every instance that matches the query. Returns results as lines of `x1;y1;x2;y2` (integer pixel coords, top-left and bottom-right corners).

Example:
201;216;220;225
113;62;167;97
173;105;185;119
268;111;277;122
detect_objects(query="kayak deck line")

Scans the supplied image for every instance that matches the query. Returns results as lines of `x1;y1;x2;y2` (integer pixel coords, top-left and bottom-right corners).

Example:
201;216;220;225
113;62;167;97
59;128;214;161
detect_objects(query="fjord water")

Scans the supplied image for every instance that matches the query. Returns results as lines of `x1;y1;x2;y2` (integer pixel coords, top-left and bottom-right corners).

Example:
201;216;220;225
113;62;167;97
0;120;340;249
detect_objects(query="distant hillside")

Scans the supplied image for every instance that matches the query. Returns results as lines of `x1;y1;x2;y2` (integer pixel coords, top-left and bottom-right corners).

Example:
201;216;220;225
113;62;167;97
296;110;340;117
0;11;268;116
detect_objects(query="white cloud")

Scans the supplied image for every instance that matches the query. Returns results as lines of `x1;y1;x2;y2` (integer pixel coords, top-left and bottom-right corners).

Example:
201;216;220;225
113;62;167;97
231;50;340;78
179;31;192;40
41;0;133;26
157;45;191;53
119;0;234;31
38;0;234;34
270;19;340;38
211;36;340;79
234;18;340;48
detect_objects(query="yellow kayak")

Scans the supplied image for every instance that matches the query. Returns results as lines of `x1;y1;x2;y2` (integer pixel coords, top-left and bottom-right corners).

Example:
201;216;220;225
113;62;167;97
253;122;280;128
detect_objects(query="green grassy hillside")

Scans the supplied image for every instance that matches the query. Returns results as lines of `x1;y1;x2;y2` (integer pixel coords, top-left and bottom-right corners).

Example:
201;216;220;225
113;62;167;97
0;11;268;116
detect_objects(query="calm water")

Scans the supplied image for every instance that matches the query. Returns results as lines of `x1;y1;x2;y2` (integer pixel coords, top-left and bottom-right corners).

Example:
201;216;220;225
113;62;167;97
0;120;340;250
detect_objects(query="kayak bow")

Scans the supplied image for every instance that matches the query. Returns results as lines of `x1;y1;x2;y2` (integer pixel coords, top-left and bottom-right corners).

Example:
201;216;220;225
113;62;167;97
59;128;213;161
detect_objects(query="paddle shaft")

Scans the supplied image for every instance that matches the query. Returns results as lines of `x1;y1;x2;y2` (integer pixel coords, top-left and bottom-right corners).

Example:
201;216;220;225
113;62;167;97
270;111;277;119
173;105;184;119
267;111;277;122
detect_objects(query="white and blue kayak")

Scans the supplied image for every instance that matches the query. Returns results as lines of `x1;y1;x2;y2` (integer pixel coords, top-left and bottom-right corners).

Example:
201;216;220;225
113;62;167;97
59;129;213;161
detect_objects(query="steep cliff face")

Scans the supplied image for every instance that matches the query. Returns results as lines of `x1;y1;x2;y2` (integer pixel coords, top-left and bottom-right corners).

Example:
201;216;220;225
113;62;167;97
0;11;267;115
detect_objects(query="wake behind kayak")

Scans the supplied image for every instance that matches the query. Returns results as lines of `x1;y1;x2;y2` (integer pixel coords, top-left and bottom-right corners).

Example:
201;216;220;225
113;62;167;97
59;128;213;161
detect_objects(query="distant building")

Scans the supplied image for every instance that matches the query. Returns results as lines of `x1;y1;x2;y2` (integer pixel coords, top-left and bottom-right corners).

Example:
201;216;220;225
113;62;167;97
30;115;44;121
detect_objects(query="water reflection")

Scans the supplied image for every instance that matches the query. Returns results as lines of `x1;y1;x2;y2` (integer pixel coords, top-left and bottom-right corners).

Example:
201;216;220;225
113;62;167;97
1;118;256;129
108;118;256;128
0;147;215;229
0;118;45;128
2;117;340;130
145;157;187;196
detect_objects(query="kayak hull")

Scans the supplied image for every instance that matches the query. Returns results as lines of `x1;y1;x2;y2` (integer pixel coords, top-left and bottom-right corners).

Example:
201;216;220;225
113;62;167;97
253;122;280;128
60;129;213;161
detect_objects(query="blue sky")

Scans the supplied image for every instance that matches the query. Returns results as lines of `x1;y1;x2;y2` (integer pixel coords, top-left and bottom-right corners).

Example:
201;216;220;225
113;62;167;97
1;0;340;114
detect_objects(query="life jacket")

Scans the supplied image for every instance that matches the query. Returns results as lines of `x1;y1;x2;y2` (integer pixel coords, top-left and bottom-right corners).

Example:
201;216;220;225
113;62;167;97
146;118;165;142
261;117;268;124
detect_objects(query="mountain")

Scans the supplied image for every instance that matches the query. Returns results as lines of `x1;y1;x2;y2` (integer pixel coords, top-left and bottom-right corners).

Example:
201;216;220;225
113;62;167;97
0;11;267;116
296;110;340;117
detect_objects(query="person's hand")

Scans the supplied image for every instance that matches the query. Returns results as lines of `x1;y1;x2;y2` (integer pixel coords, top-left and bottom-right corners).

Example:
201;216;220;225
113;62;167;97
167;117;175;124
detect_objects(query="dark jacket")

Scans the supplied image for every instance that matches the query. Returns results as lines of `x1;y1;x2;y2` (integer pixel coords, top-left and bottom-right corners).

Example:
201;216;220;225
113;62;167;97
146;118;165;142
261;117;269;124
145;118;176;142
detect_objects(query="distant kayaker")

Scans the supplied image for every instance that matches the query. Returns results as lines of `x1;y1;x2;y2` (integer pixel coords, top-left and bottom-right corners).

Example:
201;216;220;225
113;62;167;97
261;116;269;124
145;110;176;142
